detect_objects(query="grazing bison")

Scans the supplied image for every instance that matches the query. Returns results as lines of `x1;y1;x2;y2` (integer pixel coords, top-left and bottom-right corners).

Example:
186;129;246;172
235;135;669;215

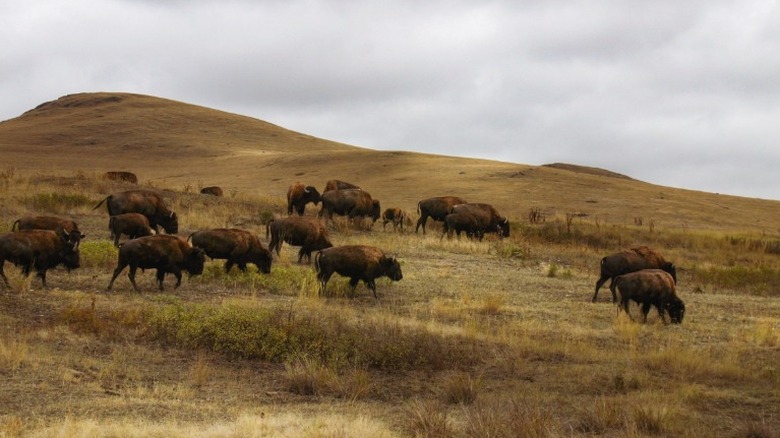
266;216;333;263
445;203;510;240
323;179;360;193
319;189;381;227
416;196;467;234
382;208;408;232
93;189;178;234
188;228;272;274
103;171;138;184
200;186;224;197
109;213;155;247
441;212;481;240
287;182;322;216
592;246;676;303
314;245;402;299
610;269;685;324
0;229;80;288
12;215;86;243
106;235;205;292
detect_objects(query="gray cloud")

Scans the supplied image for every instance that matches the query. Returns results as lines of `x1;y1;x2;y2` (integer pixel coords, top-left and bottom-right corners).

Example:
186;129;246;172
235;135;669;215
1;0;778;199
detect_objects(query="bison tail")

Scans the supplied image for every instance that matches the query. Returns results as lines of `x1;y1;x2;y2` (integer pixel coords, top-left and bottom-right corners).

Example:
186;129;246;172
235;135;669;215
313;251;323;274
11;219;20;231
92;195;110;211
265;219;274;240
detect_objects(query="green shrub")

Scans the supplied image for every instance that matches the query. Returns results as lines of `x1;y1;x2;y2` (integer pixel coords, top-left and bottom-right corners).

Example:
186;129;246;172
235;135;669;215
78;239;118;268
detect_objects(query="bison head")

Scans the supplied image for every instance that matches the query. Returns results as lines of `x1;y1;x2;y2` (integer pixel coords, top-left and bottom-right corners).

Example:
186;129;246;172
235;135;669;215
185;247;206;276
498;218;510;238
666;297;685;324
250;247;273;274
381;256;403;282
661;262;677;284
303;186;322;205
57;230;81;271
159;211;179;234
370;200;381;222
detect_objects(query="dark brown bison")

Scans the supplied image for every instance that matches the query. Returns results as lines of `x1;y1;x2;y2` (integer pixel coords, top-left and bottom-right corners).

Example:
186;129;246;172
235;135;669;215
106;235;205;291
323;179;360;193
382;208;408;232
319;189;381;227
287;182;322;216
610;269;685;324
0;229;80;288
109;213;155;247
446;203;510;240
416;196;467;234
103;171;138;184
12;215;86;243
200;186;224;196
188;228;272;274
93;189;178;234
266;216;333;263
314;245;402;299
592;246;677;303
441;212;481;240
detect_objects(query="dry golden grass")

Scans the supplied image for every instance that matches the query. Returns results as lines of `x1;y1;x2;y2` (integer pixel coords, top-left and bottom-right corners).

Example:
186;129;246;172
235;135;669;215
0;92;779;436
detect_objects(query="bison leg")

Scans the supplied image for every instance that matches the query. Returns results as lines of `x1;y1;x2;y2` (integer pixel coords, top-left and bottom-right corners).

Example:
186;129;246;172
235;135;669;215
592;275;612;302
172;268;183;289
416;215;428;234
36;268;48;288
0;261;9;287
620;298;634;321
155;269;167;291
640;303;652;323
365;279;379;300
224;260;235;273
106;261;128;291
128;266;142;292
348;277;360;298
317;270;333;296
297;247;309;264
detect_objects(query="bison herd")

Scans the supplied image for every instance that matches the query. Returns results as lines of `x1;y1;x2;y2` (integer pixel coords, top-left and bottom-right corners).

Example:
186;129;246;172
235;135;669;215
1;179;685;323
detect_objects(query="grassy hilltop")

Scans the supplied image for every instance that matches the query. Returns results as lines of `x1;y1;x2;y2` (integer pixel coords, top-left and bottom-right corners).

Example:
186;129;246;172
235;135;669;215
0;92;779;437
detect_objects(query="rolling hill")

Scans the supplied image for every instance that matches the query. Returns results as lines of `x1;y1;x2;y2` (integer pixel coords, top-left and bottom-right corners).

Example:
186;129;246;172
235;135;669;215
1;92;777;234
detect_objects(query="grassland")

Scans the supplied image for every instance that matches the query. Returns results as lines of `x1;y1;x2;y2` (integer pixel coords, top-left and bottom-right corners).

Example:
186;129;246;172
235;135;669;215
0;93;779;437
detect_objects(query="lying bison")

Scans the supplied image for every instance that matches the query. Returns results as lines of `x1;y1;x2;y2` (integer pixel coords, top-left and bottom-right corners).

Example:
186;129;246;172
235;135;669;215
266;216;332;263
200;186;224;197
593;246;676;303
314;245;402;299
610;269;685;324
382;207;409;232
103;171;138;184
287;182;322;216
319;189;381;227
12;215;86;243
323;179;360;193
188;228;272;274
106;235;205;292
0;229;80;288
445;203;510;240
93;189;178;234
416;196;467;234
109;213;155;247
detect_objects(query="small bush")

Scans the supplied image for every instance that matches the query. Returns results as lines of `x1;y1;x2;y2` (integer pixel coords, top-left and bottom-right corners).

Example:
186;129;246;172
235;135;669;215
78;239;118;269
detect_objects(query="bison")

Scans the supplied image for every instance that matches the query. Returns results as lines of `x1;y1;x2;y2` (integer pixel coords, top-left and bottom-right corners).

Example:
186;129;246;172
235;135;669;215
416;196;467;234
314;245;402;299
109;213;155;247
382;207;408;232
323;179;360;193
103;171;138;184
93;189;178;234
12;215;86;243
441;212;481;240
200;186;224;196
610;269;685;324
287;182;322;216
0;229;80;288
106;235;205;292
319;189;381;227
188;228;272;274
447;203;510;240
266;216;333;263
592;246;677;303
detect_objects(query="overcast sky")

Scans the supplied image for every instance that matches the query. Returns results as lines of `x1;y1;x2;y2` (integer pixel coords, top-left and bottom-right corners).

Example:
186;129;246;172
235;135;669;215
2;1;778;200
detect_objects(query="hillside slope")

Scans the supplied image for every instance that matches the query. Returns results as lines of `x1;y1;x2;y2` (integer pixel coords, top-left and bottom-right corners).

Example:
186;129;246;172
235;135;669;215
1;92;777;234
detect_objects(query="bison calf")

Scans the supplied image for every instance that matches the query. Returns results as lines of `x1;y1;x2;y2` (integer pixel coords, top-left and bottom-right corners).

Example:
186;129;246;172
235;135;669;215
0;229;80;288
266;216;332;263
382;208;408;232
200;186;224;196
106;235;205;292
610;269;685;324
314;245;402;299
189;228;272;274
109;213;155;247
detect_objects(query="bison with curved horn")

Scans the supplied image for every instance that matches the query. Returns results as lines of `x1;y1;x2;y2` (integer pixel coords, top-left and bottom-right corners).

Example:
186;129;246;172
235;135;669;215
13;215;86;244
287;182;322;216
592;246;677;303
0;229;80;288
93;189;178;234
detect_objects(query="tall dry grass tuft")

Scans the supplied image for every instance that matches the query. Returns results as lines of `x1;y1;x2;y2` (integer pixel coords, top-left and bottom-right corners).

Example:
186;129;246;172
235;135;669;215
439;371;481;405
0;416;24;437
574;396;626;434
188;351;214;388
0;334;29;371
404;399;454;438
461;397;556;438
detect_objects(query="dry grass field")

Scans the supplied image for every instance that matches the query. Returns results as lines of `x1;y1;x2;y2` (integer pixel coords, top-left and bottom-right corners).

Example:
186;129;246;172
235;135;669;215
0;92;779;437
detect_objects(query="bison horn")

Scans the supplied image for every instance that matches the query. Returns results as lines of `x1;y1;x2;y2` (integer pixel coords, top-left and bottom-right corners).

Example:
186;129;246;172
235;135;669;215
169;212;175;218
304;187;310;193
